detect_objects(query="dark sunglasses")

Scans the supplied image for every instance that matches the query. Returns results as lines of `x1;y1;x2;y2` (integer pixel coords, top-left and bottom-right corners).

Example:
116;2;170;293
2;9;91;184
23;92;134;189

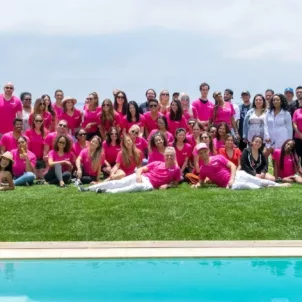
78;133;87;137
58;124;67;128
24;98;32;101
161;93;169;96
131;130;139;135
58;141;66;145
103;103;110;107
149;104;157;108
117;96;124;99
40;103;46;106
86;97;93;101
188;122;195;126
5;87;14;90
35;120;43;123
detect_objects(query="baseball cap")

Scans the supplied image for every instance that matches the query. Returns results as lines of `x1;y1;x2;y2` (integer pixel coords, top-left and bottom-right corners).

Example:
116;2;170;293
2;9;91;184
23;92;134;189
241;90;250;96
284;87;294;94
196;143;208;151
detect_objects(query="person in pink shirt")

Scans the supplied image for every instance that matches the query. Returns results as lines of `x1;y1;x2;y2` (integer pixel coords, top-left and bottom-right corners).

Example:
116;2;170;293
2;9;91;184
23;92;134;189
213;122;230;151
78;147;181;193
0;151;14;191
143;99;163;137
11;136;36;186
179;93;198;123
42;94;57;132
102;127;121;178
28;98;52;131
128;125;148;161
158;90;170;115
75;136;103;185
122;101;145;136
26;114;48;181
147;116;174;145
0;118;27;152
44;135;74;187
191;143;289;190
72;129;90;158
58;96;82;136
166;99;187;137
209;125;217;140
148;132;167;163
273;139;302;184
292;99;302;165
0;82;23;137
186;118;197;136
99;99;120;140
210;91;239;139
186;121;204;151
53;89;64;117
109;135;142;180
173;128;192;175
191;82;214;130
82;92;102;140
114;90;128;121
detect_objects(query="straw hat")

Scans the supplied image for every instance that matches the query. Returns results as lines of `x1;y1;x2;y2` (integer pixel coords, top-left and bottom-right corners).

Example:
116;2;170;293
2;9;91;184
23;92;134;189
0;151;14;163
62;96;77;106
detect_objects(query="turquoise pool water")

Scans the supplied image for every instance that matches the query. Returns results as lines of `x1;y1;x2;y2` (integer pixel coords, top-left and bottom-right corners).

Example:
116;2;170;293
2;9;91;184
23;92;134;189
0;258;301;301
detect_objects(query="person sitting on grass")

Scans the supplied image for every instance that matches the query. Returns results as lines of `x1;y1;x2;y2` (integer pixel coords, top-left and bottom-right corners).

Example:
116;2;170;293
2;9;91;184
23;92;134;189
0;151;14;191
192;143;290;190
78;147;181;194
273;139;302;184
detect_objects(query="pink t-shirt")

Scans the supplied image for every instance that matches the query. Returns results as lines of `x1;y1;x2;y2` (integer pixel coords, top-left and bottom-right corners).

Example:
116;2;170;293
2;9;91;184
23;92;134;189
199;155;230;188
272;149;296;178
11;149;36;177
53;103;63;117
48;150;74;172
175;143;192;168
25;129;48;159
212;102;235;127
121;115;146;132
116;150;142;175
293;108;302;139
58;109;82;135
134;137;148;154
148;129;174;145
79;148;104;177
45;132;73;150
0;132;28;152
102;141;121;164
0;95;22;134
28;111;52;131
148;149;165;163
82;107;102;133
72;141;90;158
166;113;187;137
144;161;181;189
183;107;198;122
186;134;200;150
191;99;214;122
143;112;163;134
99;111;120;132
213;138;225;151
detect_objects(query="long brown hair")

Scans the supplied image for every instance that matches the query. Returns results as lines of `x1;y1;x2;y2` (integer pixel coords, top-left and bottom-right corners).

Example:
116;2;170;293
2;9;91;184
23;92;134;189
33;98;46;116
121;135;141;167
89;136;103;172
100;99;115;125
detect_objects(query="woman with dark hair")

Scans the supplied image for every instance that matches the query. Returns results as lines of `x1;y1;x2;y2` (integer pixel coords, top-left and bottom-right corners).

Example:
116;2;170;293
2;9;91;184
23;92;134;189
82;92;102;140
166;99;187;137
240;135;275;181
42;94;57;131
0;151;15;191
264;93;292;152
29;98;52;131
72;128;89;158
58;96;82;136
20;92;32;131
143;99;163;137
243;94;267;147
75;136;104;185
99;99;120;140
26;113;48;181
44;135;74;187
11;136;36;186
114;90;128;120
108;135;142;180
147;115;174;145
102;127;121;177
213;122;230;151
148;132;168;163
273;139;302;183
218;134;241;167
209;125;217;140
122;101;145;136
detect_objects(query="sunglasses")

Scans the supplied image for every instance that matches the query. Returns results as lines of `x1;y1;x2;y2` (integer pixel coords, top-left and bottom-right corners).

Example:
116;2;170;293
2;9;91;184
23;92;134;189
86;97;93;101
59;124;67;128
40;103;46;106
35;120;43;123
58;141;66;145
5;87;14;90
131;130;139;135
188;122;195;126
78;133;87;137
149;104;157;108
117;96;124;99
103;103;110;107
24;98;32;101
161;93;169;96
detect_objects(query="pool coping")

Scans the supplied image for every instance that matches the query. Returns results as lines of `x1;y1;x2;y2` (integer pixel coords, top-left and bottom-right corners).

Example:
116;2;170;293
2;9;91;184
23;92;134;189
0;241;302;259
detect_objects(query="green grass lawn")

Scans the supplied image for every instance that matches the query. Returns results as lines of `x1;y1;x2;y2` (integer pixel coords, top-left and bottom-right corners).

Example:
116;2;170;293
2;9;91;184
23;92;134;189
1;183;302;241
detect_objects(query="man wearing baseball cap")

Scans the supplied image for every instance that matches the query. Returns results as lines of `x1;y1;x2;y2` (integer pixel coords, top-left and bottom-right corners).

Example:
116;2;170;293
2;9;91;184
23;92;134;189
238;91;252;150
284;87;295;112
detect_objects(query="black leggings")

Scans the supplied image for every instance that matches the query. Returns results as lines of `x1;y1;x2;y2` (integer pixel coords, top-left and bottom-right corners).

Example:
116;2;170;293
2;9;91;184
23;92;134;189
44;164;71;185
80;175;97;184
294;138;302;165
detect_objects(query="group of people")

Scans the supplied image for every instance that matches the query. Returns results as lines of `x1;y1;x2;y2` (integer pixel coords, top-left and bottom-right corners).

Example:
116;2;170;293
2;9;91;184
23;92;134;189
0;81;301;193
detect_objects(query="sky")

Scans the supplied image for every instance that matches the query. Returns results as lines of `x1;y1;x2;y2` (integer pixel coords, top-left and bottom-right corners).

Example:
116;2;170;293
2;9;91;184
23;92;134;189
0;0;301;105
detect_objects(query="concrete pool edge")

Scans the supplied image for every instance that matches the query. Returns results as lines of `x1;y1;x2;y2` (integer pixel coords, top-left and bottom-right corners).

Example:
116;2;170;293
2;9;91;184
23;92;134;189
0;241;302;259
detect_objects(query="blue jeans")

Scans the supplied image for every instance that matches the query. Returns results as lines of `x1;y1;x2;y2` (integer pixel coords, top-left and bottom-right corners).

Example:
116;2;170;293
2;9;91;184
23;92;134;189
14;172;36;186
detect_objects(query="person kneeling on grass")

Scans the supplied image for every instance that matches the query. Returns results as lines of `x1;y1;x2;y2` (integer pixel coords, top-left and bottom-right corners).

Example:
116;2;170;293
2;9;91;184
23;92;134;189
192;143;290;190
0;151;15;191
78;147;181;194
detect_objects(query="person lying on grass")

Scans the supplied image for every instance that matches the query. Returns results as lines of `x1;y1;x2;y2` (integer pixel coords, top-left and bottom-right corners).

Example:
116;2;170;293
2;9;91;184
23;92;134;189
78;147;181;194
191;143;290;190
0;151;15;191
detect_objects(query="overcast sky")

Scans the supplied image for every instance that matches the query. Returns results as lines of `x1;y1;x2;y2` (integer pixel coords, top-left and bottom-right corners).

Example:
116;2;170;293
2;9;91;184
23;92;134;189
1;0;301;105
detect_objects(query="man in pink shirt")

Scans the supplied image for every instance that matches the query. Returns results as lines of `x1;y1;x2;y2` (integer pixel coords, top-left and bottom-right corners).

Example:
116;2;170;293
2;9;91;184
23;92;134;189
78;147;181;193
191;82;214;130
0;82;23;137
53;89;64;117
0;118;26;152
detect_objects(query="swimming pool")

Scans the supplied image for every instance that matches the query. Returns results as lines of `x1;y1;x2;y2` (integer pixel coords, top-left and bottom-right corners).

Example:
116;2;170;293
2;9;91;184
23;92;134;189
0;258;301;301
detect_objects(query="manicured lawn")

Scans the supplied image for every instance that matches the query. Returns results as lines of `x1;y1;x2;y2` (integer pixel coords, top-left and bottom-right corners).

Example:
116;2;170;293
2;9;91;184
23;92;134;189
0;184;301;241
